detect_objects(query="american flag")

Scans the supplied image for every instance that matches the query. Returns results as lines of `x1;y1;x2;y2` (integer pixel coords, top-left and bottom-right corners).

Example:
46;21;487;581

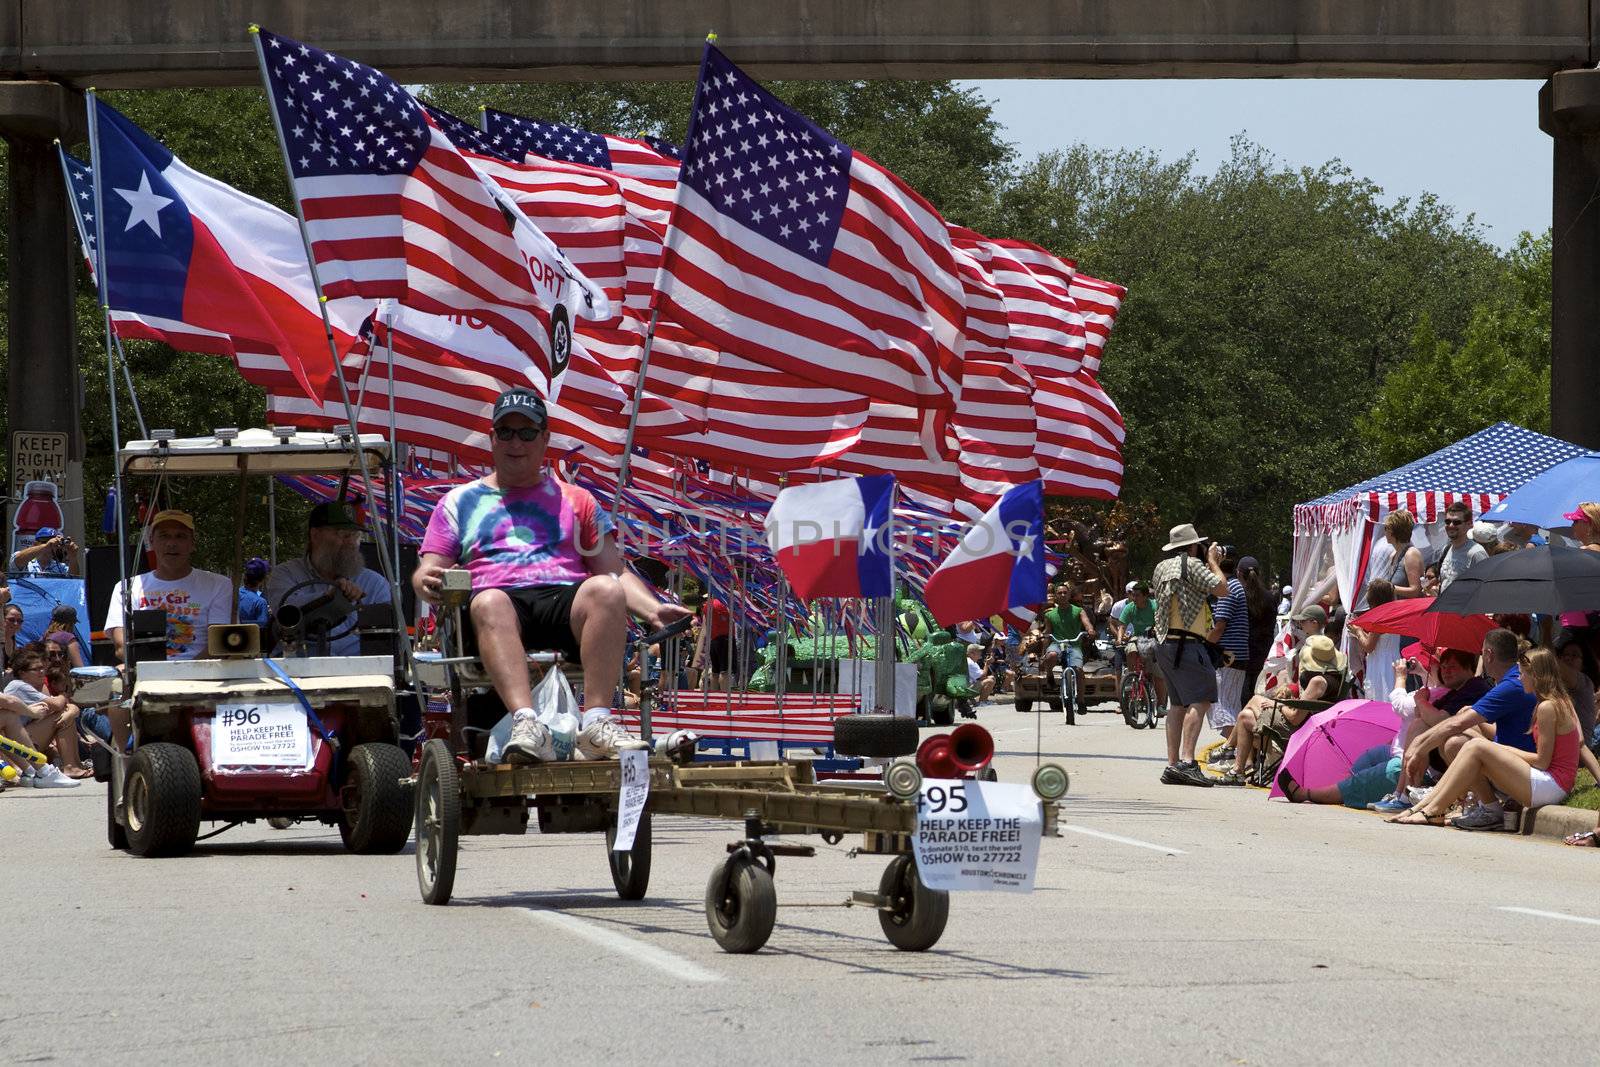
1034;372;1126;500
953;230;1088;379
1069;272;1127;377
652;44;964;411
254;27;596;394
483;108;678;311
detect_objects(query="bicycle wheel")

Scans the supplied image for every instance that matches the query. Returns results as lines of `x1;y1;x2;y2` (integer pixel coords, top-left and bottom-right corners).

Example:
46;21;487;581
1060;665;1077;725
1139;677;1159;730
1120;673;1140;728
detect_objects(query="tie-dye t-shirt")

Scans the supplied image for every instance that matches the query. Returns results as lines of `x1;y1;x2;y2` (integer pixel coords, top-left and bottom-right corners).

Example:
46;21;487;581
420;476;614;590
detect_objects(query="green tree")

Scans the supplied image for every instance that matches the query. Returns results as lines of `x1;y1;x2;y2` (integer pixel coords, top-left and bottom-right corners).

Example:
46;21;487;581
1358;232;1552;469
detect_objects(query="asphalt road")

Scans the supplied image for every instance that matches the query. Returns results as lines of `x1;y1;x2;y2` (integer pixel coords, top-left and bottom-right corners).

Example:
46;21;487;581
7;703;1600;1065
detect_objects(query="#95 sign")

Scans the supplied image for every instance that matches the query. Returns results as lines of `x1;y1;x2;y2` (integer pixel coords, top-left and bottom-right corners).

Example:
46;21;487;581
212;702;312;769
912;779;1043;893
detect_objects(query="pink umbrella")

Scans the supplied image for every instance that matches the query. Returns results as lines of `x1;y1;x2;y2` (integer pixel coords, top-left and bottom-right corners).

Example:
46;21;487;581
1267;699;1402;800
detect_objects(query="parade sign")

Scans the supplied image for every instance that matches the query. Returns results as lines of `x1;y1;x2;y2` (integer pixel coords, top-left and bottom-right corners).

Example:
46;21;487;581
212;702;312;768
10;430;67;497
613;749;650;851
913;779;1042;893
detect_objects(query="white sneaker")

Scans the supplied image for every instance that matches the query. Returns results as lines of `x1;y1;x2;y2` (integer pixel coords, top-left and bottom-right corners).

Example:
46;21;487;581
503;712;557;764
575;716;650;760
32;764;81;789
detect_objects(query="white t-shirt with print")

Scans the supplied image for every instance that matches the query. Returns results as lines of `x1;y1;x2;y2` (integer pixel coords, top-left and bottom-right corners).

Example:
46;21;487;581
105;569;234;660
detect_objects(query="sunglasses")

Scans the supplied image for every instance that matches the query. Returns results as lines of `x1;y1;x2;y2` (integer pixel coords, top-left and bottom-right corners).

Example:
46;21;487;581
494;425;546;442
1443;518;1467;526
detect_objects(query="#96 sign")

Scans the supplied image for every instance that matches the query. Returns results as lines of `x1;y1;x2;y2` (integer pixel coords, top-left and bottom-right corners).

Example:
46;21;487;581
212;702;312;769
912;779;1043;893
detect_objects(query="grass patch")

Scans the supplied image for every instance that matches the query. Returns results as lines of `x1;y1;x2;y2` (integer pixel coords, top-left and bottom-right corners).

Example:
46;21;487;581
1565;770;1600;811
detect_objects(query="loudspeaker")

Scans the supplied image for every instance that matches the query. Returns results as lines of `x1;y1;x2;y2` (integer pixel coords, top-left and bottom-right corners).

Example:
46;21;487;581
207;623;261;658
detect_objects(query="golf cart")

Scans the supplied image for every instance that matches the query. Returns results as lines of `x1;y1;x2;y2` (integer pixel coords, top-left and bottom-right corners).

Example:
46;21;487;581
100;428;411;858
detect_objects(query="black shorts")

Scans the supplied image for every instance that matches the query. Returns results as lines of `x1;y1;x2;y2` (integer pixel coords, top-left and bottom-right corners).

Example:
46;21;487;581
708;634;732;673
465;583;582;662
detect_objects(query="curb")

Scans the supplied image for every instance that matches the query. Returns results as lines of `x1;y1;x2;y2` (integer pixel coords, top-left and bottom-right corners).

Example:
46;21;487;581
1521;804;1598;840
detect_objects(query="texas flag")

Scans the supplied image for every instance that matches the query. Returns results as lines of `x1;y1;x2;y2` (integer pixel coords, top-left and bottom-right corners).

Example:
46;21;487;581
765;475;895;602
923;480;1047;626
87;96;363;399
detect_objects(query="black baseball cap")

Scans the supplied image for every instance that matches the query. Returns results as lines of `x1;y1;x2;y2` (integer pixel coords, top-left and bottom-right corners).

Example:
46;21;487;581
309;501;362;529
492;388;548;429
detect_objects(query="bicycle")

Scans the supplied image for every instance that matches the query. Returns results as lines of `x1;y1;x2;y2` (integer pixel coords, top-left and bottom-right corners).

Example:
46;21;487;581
1119;644;1159;730
1059;657;1078;726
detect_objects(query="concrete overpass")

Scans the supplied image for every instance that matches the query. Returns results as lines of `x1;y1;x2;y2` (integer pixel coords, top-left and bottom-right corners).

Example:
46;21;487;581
9;2;1600;540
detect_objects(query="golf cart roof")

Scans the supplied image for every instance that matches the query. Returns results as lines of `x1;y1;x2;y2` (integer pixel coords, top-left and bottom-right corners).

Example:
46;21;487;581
119;428;390;476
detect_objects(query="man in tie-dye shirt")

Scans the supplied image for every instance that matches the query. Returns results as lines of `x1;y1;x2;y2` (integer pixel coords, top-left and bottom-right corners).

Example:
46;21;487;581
416;388;693;761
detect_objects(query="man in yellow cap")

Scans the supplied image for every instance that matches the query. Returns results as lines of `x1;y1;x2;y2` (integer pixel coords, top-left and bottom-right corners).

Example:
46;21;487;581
104;510;233;747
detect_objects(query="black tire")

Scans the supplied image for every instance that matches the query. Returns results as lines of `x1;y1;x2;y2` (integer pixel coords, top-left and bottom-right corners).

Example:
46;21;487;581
605;810;653;900
930;698;954;727
1014;697;1031;713
1060;671;1077;725
106;765;128;851
977;766;998;783
833;713;918;758
705;856;777;954
415;739;460;906
124;743;202;858
1120;675;1141;728
339;742;414;854
878;854;949;951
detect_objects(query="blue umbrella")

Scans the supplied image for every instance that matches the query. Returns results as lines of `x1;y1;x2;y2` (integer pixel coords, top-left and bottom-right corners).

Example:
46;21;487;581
1484;454;1600;528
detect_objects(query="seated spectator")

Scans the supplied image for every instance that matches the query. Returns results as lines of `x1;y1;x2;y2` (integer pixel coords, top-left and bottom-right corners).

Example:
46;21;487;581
2;647;85;785
46;604;86;667
965;642;996;701
2;602;22;672
1219;636;1348;785
1552;631;1599;747
1390;648;1581;828
1401;629;1535;829
9;527;79;576
1366;645;1491;813
953;620;983;646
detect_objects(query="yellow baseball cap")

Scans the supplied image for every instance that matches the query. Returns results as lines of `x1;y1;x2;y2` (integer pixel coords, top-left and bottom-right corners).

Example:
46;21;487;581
149;509;195;531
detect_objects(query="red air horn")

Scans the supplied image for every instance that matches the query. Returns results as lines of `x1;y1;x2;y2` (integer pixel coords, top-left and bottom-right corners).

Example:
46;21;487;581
915;723;995;779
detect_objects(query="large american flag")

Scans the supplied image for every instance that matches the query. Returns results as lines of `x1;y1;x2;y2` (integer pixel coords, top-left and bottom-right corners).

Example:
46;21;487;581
653;44;965;412
254;28;588;394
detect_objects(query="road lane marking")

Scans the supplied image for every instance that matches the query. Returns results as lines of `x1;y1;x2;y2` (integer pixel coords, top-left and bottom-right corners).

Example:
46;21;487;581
521;909;723;983
1497;906;1600;927
1059;823;1186;855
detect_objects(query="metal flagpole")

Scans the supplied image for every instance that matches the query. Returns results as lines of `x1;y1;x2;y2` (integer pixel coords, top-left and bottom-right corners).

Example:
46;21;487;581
267;477;278;564
381;301;403;583
83;94;130;625
608;306;661;525
874;480;898;713
108;332;149;442
249;26;406;634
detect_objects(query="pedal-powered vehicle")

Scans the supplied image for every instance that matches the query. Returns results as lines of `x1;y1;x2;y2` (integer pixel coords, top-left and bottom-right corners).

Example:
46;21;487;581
412;571;1070;953
101;428;411;858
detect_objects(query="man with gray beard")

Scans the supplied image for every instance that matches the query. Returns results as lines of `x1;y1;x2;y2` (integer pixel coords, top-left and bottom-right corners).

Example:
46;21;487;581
266;501;391;657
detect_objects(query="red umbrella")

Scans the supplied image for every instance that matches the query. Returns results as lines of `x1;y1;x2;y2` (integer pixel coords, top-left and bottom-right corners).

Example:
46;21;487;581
1351;596;1493;654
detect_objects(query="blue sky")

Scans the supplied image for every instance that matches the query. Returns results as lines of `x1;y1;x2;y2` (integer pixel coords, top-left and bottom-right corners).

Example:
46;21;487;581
961;79;1548;249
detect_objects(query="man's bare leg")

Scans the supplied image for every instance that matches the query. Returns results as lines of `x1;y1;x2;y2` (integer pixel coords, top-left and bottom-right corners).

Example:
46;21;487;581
570;574;628;710
1182;704;1209;764
470;590;534;712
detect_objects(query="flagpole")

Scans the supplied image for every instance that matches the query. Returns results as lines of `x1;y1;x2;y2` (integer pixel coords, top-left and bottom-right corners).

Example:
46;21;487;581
875;479;898;713
249;25;407;648
82;95;131;630
607;306;661;525
382;301;403;584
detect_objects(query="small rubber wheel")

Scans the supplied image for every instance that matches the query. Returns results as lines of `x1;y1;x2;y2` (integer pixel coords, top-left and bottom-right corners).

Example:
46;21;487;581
124;743;202;858
705;856;777;953
833;713;918;758
930;699;954;727
339;742;414;854
415;739;460;906
605;810;653;900
106;765;128;851
878;854;949;951
976;766;998;783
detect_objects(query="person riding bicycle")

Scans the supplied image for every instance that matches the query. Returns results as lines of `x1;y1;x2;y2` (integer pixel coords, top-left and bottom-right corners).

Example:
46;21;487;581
1040;582;1091;702
1112;581;1167;706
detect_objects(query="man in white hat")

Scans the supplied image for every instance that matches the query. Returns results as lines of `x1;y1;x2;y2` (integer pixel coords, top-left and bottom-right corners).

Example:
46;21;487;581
1149;523;1228;787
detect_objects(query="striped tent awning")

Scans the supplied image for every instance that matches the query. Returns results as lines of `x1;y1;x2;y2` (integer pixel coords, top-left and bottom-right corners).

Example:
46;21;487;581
1293;423;1594;535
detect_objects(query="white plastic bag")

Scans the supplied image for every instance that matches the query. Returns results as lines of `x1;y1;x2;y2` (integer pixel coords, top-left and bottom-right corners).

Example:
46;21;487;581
532;666;580;760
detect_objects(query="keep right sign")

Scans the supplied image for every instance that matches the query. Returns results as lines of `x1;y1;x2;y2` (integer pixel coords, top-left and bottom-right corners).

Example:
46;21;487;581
912;778;1042;893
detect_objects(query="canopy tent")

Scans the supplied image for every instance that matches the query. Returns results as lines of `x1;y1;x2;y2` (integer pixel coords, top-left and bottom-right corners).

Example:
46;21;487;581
1290;422;1593;631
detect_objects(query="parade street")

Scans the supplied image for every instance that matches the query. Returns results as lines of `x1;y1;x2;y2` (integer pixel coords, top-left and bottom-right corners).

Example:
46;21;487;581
7;705;1596;1065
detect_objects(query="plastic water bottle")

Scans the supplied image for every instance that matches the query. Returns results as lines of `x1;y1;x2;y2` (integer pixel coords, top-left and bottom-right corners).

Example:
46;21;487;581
540;707;578;761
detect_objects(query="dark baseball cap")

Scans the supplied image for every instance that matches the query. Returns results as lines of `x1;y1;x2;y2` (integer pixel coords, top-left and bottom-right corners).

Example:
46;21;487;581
492;388;548;429
309;501;362;529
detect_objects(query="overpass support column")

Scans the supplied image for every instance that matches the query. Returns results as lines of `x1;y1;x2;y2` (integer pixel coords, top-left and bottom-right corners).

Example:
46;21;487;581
0;83;85;548
1541;72;1600;450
